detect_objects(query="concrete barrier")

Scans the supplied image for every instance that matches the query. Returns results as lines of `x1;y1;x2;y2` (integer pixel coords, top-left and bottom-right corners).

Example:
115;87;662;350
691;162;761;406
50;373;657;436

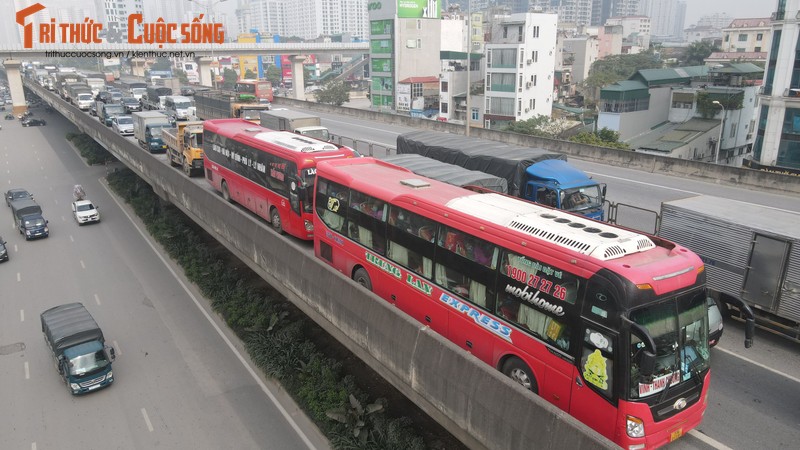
274;97;800;196
30;82;616;450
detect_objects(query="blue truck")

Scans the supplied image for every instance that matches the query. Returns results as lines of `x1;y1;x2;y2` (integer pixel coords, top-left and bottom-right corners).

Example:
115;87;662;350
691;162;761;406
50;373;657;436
41;303;116;395
396;131;607;220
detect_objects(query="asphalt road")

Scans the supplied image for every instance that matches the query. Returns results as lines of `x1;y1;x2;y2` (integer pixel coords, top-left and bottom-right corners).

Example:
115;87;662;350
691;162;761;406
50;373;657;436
0;113;329;450
8;99;800;450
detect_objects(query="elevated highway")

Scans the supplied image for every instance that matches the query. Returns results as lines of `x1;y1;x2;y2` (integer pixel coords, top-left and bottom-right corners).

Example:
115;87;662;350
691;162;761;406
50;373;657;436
22;74;614;450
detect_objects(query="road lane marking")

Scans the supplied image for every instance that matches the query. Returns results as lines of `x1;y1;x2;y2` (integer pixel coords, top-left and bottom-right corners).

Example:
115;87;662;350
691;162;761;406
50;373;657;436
31;443;36;450
70;235;74;242
17;272;21;282
113;340;121;356
24;361;29;379
688;429;733;449
716;346;800;384
141;408;154;432
61;216;66;222
94;294;101;305
20;309;24;322
106;183;319;450
80;260;86;269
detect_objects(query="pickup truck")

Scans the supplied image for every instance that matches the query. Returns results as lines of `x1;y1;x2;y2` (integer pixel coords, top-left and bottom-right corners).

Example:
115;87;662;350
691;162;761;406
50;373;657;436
41;303;116;395
72;199;100;225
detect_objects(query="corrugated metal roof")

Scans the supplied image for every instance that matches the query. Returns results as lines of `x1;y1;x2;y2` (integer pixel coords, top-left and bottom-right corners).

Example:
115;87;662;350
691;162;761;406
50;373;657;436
602;80;648;91
633;66;708;85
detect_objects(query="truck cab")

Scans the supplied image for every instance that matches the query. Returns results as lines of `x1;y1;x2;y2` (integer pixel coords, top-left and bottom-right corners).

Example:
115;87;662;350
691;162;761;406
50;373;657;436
164;95;193;121
18;213;49;240
523;159;607;221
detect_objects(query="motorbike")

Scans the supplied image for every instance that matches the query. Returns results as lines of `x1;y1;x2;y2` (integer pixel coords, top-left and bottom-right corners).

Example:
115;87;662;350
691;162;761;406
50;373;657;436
4;113;14;120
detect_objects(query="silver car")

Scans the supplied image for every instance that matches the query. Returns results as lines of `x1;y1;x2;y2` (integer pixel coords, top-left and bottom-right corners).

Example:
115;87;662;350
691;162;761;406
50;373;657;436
112;115;134;136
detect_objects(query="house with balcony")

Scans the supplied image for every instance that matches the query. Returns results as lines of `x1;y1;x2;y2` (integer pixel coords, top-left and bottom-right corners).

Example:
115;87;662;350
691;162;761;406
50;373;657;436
483;12;558;130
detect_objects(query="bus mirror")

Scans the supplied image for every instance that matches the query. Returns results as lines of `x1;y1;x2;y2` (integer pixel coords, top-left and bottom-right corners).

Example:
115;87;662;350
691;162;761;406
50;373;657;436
639;350;655;378
745;318;755;348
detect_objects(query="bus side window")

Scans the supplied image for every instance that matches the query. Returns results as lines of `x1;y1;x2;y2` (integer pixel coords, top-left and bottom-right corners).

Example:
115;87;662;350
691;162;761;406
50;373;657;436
580;326;614;399
347;191;387;255
387;206;435;279
315;178;348;233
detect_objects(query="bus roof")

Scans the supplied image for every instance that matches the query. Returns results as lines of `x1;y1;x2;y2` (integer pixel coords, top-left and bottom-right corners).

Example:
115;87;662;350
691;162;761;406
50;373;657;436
318;158;702;288
204;119;354;161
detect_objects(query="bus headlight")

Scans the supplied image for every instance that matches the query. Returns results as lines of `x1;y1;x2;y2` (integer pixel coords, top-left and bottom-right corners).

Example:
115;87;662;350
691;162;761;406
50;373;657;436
626;415;645;438
304;220;314;231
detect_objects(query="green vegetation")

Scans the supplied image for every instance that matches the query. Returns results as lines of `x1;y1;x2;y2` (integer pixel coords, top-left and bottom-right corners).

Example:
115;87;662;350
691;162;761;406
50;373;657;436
583;52;662;92
99;165;432;450
682;41;720;66
504;115;571;139
569;128;630;150
314;81;351;106
66;132;116;165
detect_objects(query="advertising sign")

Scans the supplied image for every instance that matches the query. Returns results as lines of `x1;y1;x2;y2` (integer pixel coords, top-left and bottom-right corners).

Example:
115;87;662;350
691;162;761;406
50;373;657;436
398;0;441;19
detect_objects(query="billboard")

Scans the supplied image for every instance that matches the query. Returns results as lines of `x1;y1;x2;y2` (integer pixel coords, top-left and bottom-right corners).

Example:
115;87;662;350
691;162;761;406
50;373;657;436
398;0;440;19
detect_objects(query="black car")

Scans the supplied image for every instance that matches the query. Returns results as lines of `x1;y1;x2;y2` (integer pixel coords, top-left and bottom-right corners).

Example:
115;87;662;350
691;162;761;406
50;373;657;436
21;118;46;127
6;188;33;206
180;86;196;96
95;91;113;103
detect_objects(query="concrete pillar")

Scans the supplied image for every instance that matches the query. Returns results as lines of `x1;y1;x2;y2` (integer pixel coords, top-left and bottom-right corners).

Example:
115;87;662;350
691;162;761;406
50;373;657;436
197;57;214;88
289;55;306;101
2;60;28;114
131;59;147;77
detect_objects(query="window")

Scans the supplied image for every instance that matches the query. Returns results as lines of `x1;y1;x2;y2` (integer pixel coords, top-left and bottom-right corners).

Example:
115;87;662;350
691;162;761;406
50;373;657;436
441;81;448;93
581;326;614;399
757;33;764;41
315;178;348;234
441;102;448;113
471;108;479;121
347;190;387;254
387;206;435;278
518;25;523;42
532;50;539;63
533;26;540;38
503;26;508;38
738;34;748;42
434;226;498;307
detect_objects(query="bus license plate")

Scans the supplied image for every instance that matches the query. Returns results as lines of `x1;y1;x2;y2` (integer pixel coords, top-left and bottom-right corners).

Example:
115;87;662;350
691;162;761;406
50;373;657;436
669;428;683;442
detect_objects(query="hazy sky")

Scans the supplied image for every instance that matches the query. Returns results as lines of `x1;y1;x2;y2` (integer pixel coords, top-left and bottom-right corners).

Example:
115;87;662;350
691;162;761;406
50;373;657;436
685;1;774;25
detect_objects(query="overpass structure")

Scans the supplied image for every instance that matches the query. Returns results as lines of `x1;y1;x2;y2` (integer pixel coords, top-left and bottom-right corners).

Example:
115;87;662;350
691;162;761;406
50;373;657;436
1;42;369;110
22;71;615;450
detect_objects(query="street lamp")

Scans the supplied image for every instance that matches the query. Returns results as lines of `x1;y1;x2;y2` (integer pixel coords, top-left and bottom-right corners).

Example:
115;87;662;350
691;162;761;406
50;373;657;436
186;0;228;88
712;100;725;164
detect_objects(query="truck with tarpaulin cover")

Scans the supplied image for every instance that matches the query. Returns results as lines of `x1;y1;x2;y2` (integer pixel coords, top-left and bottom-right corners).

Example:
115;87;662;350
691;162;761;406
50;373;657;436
40;302;116;395
396;130;607;220
194;90;271;123
383;153;508;193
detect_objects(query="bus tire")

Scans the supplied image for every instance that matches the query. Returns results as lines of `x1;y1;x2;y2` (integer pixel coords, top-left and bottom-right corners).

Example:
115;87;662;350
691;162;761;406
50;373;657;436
221;181;231;202
502;358;538;394
270;208;283;235
353;268;373;291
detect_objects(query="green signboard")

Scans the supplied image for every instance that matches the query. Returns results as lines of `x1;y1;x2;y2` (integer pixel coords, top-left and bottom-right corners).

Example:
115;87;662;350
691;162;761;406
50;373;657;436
371;59;392;73
370;39;393;53
370;20;393;35
398;0;440;19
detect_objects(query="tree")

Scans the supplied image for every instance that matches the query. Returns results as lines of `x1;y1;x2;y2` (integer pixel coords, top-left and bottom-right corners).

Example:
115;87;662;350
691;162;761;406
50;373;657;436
221;68;238;90
569;128;629;149
683;41;719;66
314;81;350;106
265;65;282;86
504;115;571;139
150;57;172;71
175;69;189;85
244;69;257;79
583;52;662;92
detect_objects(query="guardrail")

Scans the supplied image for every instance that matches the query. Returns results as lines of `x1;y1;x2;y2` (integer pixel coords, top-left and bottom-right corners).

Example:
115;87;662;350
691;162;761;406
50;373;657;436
25;81;615;450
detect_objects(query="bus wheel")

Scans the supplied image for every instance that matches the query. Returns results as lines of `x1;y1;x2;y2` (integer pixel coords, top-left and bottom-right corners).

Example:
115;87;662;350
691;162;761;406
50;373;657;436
221;181;231;202
502;358;538;394
353;268;373;291
270;208;283;234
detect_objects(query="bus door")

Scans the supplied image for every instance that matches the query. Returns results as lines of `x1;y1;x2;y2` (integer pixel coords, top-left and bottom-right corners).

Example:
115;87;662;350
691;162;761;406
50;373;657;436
570;279;620;440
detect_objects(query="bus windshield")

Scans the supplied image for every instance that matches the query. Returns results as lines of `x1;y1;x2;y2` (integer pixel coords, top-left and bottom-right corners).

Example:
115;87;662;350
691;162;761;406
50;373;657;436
628;290;710;400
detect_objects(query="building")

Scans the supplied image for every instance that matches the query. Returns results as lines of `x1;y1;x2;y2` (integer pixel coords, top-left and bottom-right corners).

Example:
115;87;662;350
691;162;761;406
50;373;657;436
683;25;722;44
483;12;558;129
605;15;651;50
368;0;443;111
599;63;761;165
438;9;485;126
562;35;600;83
591;0;642;26
721;18;772;54
638;0;686;42
598;24;624;57
753;0;800;171
236;0;368;40
93;0;143;36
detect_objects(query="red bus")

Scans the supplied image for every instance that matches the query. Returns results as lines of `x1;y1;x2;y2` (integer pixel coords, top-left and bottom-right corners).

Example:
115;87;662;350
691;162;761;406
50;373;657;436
203;119;356;240
313;158;722;448
235;80;274;103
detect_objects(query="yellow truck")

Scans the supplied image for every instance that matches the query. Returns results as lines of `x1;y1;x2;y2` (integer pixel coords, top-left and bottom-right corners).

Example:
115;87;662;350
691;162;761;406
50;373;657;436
162;121;204;177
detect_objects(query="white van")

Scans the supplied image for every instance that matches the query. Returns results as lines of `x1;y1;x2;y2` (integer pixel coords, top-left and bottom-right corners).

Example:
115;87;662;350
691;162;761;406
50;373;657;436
164;95;193;121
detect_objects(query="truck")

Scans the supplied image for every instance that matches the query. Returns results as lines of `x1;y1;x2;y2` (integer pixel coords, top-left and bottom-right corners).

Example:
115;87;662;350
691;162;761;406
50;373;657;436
97;102;127;126
55;72;79;97
383;154;508;193
65;82;92;108
396;130;607;220
133;111;172;152
10;198;49;240
142;86;172;110
259;109;330;142
163;95;193;121
163;121;204;176
658;195;791;342
40;303;115;395
194;90;271;124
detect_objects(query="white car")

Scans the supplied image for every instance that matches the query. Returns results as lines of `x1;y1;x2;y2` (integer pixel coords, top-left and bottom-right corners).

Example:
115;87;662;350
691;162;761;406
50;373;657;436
72;199;100;224
112;115;134;136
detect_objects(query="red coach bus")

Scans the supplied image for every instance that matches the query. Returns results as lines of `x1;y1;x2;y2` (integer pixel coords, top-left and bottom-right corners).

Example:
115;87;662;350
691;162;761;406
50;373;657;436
203;119;356;240
235;80;274;103
313;158;750;448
